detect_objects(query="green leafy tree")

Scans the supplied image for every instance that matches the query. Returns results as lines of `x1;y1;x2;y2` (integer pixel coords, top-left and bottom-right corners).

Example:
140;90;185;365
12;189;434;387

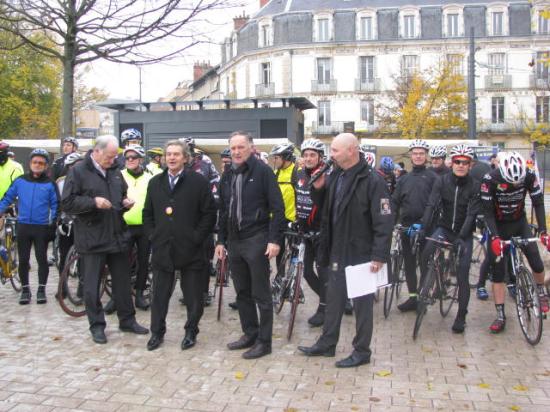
0;32;61;138
378;58;467;139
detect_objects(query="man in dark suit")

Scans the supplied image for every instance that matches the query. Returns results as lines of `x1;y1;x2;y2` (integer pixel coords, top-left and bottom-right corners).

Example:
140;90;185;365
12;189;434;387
215;131;285;360
143;139;216;351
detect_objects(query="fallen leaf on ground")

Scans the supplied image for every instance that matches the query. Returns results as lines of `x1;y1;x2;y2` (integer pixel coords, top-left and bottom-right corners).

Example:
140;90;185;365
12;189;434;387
234;371;245;380
324;380;335;386
427;382;433;390
351;407;359;411
376;370;392;377
509;406;521;411
369;397;380;402
52;336;62;341
512;385;528;392
477;383;490;389
421;346;433;353
457;363;467;369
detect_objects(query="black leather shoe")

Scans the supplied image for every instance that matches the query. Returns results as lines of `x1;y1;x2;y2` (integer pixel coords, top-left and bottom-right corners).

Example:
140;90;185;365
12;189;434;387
135;290;150;310
243;342;271;359
397;297;418;312
91;329;107;344
147;334;164;351
103;299;116;314
228;301;238;310
452;316;466;333
181;331;197;350
227;334;257;350
307;310;325;327
119;321;149;335
297;343;335;357
335;354;370;368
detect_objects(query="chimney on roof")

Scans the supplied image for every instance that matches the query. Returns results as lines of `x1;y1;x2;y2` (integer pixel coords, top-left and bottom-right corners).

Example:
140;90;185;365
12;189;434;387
233;12;249;31
193;61;212;82
260;0;269;8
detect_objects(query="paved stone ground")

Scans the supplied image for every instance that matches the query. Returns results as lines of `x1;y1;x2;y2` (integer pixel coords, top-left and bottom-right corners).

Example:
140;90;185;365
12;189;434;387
1;256;550;411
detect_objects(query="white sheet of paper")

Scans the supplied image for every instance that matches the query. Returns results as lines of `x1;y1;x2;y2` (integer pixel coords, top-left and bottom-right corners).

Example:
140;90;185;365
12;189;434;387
345;262;389;299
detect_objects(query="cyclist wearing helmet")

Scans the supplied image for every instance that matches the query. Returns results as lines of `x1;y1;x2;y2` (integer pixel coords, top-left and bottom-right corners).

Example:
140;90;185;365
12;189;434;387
0;149;58;305
295;139;329;327
270;143;298;223
220;148;232;175
0;141;24;200
377;156;396;194
420;144;480;333
428;145;450;176
120;128;142;147
146;147;164;175
392;139;437;312
480;151;549;333
52;136;79;180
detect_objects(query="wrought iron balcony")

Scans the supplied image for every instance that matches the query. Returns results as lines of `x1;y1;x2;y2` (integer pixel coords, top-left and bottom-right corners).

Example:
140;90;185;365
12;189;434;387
355;78;380;93
255;82;275;97
311;79;337;94
484;74;512;90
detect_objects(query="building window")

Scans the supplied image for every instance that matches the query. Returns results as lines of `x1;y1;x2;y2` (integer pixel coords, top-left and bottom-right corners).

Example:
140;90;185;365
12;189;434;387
491;97;505;124
447;13;459;37
539;12;549;34
536;96;549;123
361;100;375;125
261;62;271;85
488;53;505;75
537;52;549;79
360;17;373;40
446;54;463;75
317;58;331;84
260;24;272;47
317;18;329;41
492;11;503;36
318;101;331;126
360;56;375;83
403;15;415;38
402;55;419;76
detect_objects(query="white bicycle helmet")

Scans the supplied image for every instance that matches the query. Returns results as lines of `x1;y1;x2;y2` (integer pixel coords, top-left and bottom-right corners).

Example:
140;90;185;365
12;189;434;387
123;145;145;158
180;137;195;148
429;145;447;158
409;139;430;151
300;139;325;155
449;144;474;160
363;151;376;167
499;151;526;184
63;136;79;149
64;152;83;166
120;128;142;144
270;143;295;160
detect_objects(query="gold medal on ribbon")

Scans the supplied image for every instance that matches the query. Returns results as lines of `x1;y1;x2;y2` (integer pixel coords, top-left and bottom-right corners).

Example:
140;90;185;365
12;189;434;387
165;206;173;215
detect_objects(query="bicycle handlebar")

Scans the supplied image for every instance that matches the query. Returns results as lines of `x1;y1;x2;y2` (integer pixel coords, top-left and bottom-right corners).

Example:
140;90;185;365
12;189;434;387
425;236;454;248
283;230;320;240
501;237;539;247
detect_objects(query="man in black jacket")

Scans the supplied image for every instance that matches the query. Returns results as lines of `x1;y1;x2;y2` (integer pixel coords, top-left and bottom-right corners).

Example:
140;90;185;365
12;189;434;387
392;139;437;312
62;135;148;344
52;136;78;181
298;133;393;368
143;140;216;351
420;144;481;333
215;131;285;360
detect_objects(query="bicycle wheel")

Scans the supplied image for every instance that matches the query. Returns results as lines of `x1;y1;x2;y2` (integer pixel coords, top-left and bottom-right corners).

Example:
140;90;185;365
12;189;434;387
515;266;543;346
57;248;86;317
287;262;303;341
216;258;228;321
413;262;436;340
439;256;458;318
469;239;486;288
6;233;21;292
383;284;395;319
393;253;405;299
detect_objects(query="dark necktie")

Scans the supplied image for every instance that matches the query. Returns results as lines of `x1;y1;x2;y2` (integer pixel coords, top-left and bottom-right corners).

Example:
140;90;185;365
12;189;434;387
169;174;179;190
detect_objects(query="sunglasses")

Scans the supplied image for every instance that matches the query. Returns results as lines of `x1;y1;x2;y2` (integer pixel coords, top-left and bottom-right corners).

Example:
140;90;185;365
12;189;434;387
453;159;471;166
31;160;47;166
125;156;139;161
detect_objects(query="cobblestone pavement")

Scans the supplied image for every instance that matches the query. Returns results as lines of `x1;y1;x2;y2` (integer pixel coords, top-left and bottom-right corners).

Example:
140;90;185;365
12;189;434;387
1;260;550;412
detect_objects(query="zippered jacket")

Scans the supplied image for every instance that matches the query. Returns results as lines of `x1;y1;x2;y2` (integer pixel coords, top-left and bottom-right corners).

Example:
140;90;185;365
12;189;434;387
392;165;437;226
0;173;58;225
421;172;481;238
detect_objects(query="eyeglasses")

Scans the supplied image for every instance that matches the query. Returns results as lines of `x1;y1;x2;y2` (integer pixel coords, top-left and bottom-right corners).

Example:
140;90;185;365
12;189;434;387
31;160;47;166
125;156;139;161
453;159;471;166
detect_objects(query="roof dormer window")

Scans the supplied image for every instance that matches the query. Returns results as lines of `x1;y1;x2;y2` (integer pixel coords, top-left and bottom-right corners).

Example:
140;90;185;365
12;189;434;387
258;18;273;47
356;9;377;40
487;3;508;36
400;7;420;39
314;12;333;42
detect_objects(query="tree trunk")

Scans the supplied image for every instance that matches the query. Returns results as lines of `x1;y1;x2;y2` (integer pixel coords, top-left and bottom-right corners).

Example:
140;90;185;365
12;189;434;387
61;0;77;138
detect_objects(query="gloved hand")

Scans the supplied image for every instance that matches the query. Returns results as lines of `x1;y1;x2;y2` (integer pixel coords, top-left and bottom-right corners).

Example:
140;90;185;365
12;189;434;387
407;223;422;237
540;232;550;252
490;236;503;257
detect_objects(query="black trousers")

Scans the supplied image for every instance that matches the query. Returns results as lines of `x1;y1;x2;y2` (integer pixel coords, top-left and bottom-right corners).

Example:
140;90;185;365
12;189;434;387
58;232;73;273
179;234;214;297
420;227;472;316
318;269;374;360
228;232;273;344
80;251;135;332
402;232;420;295
151;259;205;336
303;237;327;305
128;225;150;291
17;223;50;288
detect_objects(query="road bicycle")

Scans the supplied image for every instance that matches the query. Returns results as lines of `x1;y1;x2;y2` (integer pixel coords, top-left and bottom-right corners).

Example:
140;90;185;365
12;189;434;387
469;219;488;288
212;249;229;321
413;236;459;340
383;225;417;318
0;217;20;292
500;236;544;345
272;229;318;340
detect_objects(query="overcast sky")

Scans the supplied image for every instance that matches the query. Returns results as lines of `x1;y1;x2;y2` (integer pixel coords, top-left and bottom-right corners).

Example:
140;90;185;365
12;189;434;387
86;1;258;102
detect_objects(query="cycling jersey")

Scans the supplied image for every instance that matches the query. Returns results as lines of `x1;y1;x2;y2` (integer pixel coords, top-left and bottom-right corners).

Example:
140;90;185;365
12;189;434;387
0;158;24;199
188;154;220;202
392;165;437;226
275;163;297;222
121;168;152;226
146;162;162;176
480;168;546;236
295;166;322;230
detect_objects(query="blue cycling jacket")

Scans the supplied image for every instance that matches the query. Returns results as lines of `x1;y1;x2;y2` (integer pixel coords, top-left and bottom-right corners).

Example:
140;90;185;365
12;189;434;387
0;173;58;225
